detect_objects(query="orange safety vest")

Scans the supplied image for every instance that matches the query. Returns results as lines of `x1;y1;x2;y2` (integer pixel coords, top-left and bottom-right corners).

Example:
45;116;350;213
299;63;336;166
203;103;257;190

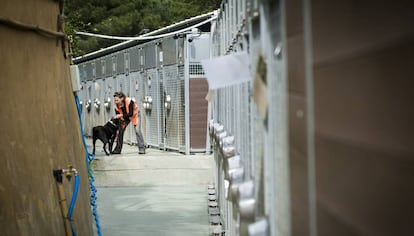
115;98;139;126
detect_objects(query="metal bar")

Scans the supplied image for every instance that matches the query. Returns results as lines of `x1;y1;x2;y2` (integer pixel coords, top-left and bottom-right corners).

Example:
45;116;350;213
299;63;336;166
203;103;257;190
303;0;318;235
184;36;190;155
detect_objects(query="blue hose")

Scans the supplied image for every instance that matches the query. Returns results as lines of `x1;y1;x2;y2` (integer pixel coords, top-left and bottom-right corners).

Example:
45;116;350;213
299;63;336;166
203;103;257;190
75;94;103;236
67;175;80;236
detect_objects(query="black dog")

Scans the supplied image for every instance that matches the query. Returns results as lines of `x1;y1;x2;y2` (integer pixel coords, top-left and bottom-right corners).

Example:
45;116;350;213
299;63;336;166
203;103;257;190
92;118;120;156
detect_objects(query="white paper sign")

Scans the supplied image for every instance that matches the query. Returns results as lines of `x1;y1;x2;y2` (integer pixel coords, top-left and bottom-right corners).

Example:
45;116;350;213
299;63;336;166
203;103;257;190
201;52;251;90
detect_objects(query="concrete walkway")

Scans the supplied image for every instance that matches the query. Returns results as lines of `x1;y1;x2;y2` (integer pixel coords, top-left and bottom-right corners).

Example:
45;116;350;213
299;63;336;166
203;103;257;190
88;140;214;236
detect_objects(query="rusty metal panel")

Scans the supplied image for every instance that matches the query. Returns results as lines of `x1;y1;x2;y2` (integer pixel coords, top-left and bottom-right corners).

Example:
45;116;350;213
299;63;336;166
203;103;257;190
311;2;414;235
285;1;312;235
189;78;208;150
0;2;94;234
313;48;414;235
284;1;414;236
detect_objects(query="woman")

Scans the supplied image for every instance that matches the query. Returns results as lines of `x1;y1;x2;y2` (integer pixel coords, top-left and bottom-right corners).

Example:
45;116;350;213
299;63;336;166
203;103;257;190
112;91;146;154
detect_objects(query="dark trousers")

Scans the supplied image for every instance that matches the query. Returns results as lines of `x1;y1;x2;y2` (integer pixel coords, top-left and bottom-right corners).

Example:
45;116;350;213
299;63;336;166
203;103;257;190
113;119;145;153
113;124;126;153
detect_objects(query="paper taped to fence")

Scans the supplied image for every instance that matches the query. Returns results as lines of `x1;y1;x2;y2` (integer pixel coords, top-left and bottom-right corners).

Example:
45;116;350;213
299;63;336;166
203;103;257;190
201;52;251;89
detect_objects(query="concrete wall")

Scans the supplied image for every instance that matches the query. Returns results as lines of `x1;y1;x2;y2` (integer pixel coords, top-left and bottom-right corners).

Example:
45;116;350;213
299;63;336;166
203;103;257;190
0;1;93;235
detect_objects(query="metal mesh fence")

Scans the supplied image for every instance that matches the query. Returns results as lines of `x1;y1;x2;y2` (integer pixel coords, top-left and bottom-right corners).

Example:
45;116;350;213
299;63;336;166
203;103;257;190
164;65;184;150
207;1;290;235
178;65;186;151
123;75;132;144
146;69;160;147
158;69;165;148
189;62;205;77
103;78;114;122
76;29;210;156
85;81;93;137
116;52;125;75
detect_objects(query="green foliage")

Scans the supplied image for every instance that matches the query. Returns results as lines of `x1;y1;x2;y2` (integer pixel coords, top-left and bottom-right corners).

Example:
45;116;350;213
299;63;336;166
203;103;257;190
65;0;221;57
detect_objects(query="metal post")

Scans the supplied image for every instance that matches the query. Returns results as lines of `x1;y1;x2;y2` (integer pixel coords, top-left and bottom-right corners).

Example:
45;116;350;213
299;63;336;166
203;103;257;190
303;0;318;235
184;36;190;155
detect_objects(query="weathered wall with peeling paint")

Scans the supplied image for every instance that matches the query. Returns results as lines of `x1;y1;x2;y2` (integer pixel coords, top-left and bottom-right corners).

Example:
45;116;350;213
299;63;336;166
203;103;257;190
0;1;94;235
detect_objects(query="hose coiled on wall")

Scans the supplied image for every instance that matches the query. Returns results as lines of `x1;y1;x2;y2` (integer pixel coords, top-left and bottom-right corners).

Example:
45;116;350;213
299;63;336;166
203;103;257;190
75;95;103;236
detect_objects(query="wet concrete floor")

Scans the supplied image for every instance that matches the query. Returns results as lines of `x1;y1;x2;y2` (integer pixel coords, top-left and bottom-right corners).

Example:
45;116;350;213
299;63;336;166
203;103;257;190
88;140;214;236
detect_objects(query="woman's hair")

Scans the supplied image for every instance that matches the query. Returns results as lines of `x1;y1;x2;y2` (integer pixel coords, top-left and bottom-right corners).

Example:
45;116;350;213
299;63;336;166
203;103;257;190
113;91;126;99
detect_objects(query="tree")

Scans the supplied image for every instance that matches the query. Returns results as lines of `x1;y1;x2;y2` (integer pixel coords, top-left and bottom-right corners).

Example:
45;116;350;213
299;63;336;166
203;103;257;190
65;0;221;56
